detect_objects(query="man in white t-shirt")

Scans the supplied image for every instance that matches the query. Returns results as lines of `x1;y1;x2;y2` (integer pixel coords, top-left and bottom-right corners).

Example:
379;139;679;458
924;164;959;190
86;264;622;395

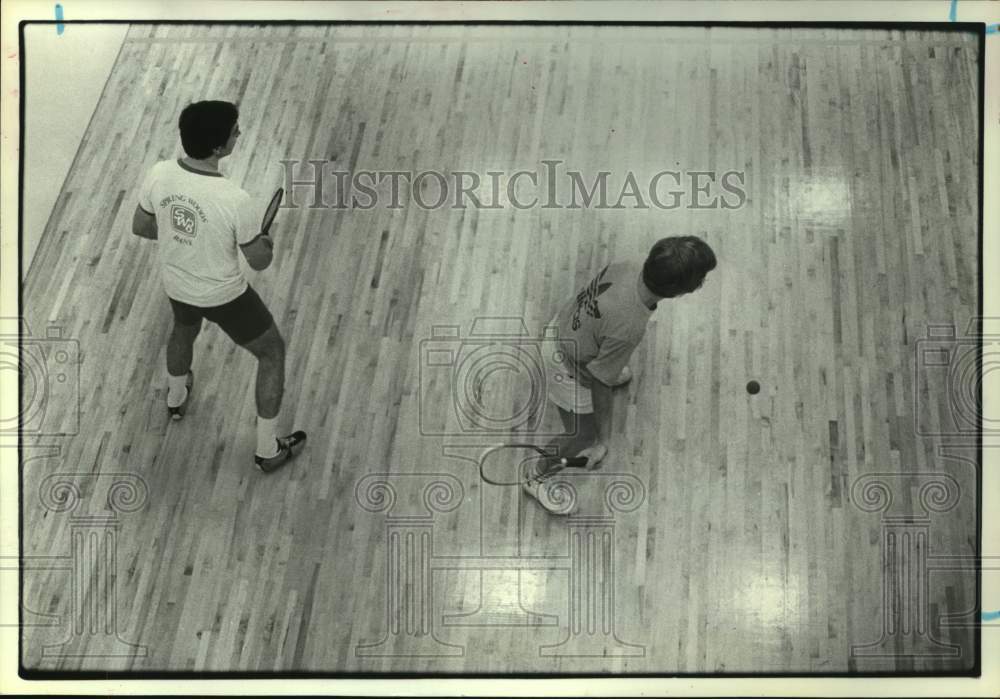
132;100;305;473
525;236;717;514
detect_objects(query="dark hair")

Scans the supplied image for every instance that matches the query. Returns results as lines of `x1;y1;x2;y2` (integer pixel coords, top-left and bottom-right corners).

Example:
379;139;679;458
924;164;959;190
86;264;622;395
178;101;239;158
642;236;717;298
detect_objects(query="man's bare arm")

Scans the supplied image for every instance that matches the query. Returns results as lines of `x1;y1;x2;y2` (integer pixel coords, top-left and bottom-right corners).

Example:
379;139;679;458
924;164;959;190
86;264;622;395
239;234;274;271
131;206;158;240
581;366;616;443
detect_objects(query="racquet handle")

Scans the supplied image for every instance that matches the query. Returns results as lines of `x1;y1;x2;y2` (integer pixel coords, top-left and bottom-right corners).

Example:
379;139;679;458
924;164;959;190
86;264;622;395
560;456;589;469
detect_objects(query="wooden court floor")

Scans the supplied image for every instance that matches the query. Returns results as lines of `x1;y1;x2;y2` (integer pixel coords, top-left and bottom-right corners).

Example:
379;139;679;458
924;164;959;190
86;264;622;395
20;24;980;673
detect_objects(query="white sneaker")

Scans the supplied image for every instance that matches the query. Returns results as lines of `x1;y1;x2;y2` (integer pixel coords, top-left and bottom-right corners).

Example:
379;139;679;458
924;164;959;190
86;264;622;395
522;463;577;515
576;443;608;470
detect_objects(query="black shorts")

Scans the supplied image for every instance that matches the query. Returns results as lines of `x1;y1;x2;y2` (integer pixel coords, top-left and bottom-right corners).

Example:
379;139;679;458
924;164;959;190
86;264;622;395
168;285;274;345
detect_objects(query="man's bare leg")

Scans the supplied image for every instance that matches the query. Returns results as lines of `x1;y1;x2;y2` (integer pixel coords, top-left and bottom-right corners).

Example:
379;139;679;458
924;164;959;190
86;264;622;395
240;323;286;460
540;407;599;475
166;319;200;413
166;319;201;378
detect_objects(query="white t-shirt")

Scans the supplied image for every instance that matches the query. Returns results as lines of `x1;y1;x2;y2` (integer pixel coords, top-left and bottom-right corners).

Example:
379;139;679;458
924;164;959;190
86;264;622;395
138;159;259;307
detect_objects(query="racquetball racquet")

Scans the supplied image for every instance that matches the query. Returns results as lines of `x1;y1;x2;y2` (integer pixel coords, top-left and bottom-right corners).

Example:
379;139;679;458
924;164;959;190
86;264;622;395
478;443;590;486
261;187;284;236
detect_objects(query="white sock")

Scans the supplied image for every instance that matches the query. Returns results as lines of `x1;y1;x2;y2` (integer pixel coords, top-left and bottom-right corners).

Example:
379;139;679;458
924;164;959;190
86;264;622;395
166;373;188;408
256;415;280;458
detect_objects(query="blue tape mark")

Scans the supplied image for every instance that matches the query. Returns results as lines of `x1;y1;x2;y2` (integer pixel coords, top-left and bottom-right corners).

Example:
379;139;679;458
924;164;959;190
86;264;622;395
984;610;1000;622
949;1;998;36
54;4;64;35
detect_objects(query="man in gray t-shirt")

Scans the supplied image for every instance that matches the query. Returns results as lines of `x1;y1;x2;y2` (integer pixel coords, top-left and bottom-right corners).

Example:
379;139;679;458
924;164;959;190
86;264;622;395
554;259;653;388
527;236;717;514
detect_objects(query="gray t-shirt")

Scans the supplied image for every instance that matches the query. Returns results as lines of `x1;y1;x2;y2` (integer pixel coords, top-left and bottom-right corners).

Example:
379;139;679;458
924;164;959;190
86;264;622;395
554;261;654;387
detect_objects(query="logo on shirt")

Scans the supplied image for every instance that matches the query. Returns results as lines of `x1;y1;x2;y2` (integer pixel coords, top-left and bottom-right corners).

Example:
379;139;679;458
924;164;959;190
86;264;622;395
571;265;612;330
170;204;198;237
